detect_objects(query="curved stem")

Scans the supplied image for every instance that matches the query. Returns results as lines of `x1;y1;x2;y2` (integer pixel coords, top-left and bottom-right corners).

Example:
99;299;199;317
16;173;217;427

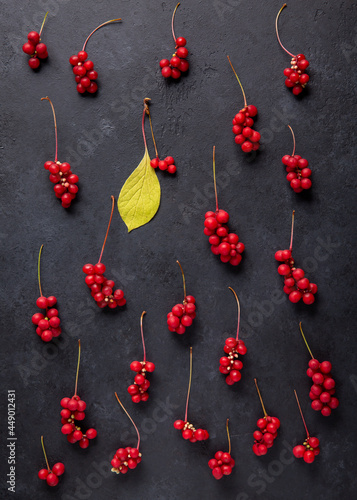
140;311;147;363
299;322;314;359
115;392;141;449
39;11;49;37
41;436;51;472
227;55;247;108
98;196;115;264
141;108;148;152
144;98;158;157
41;97;58;162
74;340;81;397
288;125;296;156
184;347;193;422
226;419;231;454
275;4;295;58
228;287;241;341
213;146;219;212
254;378;267;417
294;390;310;438
82;19;122;51
289;210;295;251
171;3;180;44
176;260;187;302
38;244;44;297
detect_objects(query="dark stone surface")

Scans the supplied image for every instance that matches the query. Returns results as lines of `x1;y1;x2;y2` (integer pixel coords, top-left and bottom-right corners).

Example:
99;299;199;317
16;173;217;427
1;1;356;499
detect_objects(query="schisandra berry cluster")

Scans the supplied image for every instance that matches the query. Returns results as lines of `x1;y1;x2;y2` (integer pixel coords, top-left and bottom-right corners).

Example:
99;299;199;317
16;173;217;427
173;420;209;443
282;153;311;192
160;37;189;80
32;295;61;342
60;396;97;448
219;338;247;385
111;447;142;475
204;210;245;266
252;416;281;456
82;263;126;309
284;54;310;96
293;436;320;463
150;156;177;174
69;52;98;94
127;361;155;403
232;105;261;153
44;161;79;208
167;296;196;334
22;31;48;69
38;462;65;487
208;451;235;480
307;359;339;417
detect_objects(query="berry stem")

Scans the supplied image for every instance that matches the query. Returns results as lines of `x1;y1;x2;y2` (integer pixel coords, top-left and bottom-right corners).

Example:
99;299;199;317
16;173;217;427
288;125;296;156
176;260;187;303
41;436;51;472
39;11;49;37
228;287;241;341
82;19;122;51
114;392;141;449
140;311;147;363
299;322;314;359
141;108;148;152
144;98;158;158
38;244;44;297
212;146;219;212
254;378;267;417
294;389;310;438
98;196;115;264
184;347;193;422
171;3;180;44
275;4;295;58
74;340;81;397
41;97;58;162
226;418;231;455
289;210;295;251
227;55;247;108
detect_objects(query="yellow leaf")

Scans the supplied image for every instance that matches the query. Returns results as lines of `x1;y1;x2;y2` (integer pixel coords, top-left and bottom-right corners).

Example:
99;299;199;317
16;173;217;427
118;148;161;232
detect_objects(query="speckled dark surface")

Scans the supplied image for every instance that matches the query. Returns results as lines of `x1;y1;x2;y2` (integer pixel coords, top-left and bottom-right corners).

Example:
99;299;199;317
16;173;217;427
1;1;356;499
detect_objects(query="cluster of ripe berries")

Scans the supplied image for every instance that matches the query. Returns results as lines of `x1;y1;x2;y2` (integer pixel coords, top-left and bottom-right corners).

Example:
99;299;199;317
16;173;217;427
307;359;339;416
293;436;320;463
22;31;48;69
252;416;281;456
282;154;312;192
32;295;61;342
150;156;177;174
219;337;247;385
44;161;79;208
111;447;142;475
127;361;155;403
275;249;317;304
204;210;245;266
167;296;196;334
82;263;126;309
284;54;310;95
208;451;235;480
60;396;97;448
173;420;209;443
38;462;65;487
69;51;98;94
160;37;189;79
232;105;261;153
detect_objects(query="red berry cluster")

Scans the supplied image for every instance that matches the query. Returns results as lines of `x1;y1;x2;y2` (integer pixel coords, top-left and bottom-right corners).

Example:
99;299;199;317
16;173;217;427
111;447;142;475
44;161;79;208
284;55;310;96
167;296;196;334
307;359;339;416
282;154;311;192
150;156;176;174
60;396;97;448
233;105;261;153
160;36;189;79
293;436;320;463
128;361;155;403
173;420;209;443
219;338;247;385
83;263;126;309
208;451;235;480
253;416;281;456
38;436;65;487
32;295;61;342
23;18;48;70
275;250;317;304
204;210;245;266
69;51;98;94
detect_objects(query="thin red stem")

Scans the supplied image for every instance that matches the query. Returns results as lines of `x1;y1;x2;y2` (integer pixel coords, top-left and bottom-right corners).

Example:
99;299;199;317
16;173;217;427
254;378;267;417
177;260;187;302
184;347;193;422
227;55;247;108
39;11;49;37
144;98;158;157
294;390;310;438
41;97;58;162
228;287;241;341
141;108;148;152
299;322;314;359
288;125;296;156
98;196;115;264
74;340;81;397
275;4;295;58
140;311;147;362
115;393;141;449
172;3;180;43
41;436;51;472
213;146;219;212
289;210;295;251
226;419;231;454
38;244;44;297
82;19;122;51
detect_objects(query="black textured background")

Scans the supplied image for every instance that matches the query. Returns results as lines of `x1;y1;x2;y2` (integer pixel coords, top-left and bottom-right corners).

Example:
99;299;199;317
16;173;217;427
1;1;356;499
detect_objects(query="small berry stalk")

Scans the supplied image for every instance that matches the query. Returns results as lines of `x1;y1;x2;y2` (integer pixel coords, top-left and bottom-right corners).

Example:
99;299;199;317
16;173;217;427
300;323;339;416
174;347;209;442
208;419;235;480
32;245;62;342
38;436;65;487
282;125;312;192
275;210;317;304
276;4;310;95
60;340;97;448
111;393;142;474
219;287;247;385
83;196;126;309
293;390;320;463
160;3;189;79
128;312;156;403
204;146;245;266
22;11;49;69
252;379;280;456
167;260;196;334
41;97;79;208
69;18;122;94
227;56;261;153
